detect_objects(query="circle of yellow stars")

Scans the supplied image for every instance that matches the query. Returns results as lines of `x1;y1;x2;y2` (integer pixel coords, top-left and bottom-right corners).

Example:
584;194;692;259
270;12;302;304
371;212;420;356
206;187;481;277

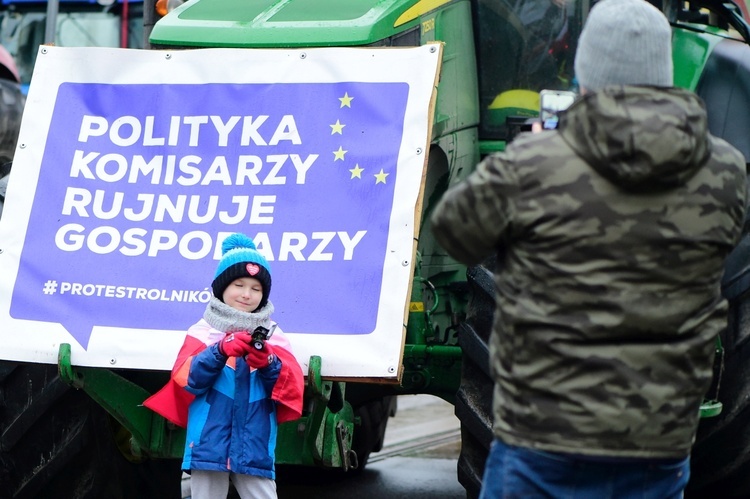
331;92;389;185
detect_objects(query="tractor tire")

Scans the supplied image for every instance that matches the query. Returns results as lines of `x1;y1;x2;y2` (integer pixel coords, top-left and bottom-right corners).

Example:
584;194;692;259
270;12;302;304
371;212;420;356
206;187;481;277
0;162;11;218
0;360;181;499
351;395;398;470
686;230;750;498
455;261;496;499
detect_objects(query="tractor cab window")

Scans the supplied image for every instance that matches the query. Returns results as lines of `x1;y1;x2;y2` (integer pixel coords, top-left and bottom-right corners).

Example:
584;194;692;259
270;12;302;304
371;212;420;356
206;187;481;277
474;0;586;140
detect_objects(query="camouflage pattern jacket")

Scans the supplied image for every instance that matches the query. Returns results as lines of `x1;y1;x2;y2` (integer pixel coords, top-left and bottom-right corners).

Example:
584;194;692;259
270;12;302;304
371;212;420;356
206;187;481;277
431;86;747;458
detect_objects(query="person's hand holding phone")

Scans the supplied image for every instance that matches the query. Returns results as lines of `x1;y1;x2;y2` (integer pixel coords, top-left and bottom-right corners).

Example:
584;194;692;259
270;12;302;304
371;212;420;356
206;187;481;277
539;90;577;130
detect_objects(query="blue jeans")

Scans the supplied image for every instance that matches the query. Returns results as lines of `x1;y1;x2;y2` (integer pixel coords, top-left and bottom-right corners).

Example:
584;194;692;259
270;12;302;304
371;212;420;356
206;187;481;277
479;439;690;499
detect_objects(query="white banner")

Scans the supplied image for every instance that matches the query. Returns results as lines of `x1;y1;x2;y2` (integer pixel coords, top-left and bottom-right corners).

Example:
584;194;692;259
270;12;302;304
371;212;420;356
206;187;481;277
0;44;441;378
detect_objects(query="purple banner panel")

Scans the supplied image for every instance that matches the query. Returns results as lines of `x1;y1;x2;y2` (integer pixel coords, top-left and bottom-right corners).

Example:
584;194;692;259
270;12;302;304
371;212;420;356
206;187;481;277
10;82;409;348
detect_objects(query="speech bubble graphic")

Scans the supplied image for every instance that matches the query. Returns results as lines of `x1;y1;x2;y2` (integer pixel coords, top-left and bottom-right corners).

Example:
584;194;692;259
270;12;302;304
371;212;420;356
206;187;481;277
9;81;409;349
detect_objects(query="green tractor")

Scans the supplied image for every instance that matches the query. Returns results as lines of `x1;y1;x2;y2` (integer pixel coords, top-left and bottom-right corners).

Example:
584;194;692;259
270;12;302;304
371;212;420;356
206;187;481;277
2;0;750;497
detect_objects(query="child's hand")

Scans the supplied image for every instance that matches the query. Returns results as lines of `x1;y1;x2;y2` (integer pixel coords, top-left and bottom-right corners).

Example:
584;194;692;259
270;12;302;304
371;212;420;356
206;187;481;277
246;342;276;369
218;332;253;357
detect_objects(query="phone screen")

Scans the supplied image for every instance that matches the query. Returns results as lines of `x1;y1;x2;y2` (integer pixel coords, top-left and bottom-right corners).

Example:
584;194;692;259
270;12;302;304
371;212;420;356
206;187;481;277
540;91;576;130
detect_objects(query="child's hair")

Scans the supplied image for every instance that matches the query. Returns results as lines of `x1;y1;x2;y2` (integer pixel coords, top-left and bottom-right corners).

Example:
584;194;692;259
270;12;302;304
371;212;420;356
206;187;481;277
212;233;272;309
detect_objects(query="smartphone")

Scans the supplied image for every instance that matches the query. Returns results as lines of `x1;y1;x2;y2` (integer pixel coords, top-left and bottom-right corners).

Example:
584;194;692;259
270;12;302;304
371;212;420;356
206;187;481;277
540;90;577;130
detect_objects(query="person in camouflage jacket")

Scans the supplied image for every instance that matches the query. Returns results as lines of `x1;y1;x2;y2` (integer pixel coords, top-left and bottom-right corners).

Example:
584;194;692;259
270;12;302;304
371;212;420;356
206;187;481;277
431;0;747;497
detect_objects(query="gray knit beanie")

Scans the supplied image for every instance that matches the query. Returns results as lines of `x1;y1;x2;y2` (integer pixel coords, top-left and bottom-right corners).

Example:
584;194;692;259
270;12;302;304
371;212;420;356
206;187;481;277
574;0;673;91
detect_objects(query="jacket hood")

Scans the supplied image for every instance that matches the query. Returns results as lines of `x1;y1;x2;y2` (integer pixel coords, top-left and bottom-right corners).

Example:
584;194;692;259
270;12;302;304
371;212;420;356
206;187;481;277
558;86;711;192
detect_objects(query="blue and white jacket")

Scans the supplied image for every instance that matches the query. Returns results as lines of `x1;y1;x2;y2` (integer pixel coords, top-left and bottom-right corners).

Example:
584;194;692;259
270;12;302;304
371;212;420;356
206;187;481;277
180;320;283;478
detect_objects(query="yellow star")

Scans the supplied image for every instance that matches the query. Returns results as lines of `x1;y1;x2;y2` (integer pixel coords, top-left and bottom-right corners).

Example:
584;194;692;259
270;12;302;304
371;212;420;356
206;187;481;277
339;92;353;108
333;146;347;161
350;164;364;179
374;169;389;184
330;120;345;135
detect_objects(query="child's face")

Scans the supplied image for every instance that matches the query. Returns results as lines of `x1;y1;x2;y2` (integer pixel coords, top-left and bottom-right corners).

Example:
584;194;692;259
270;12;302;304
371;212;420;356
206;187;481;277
222;277;263;313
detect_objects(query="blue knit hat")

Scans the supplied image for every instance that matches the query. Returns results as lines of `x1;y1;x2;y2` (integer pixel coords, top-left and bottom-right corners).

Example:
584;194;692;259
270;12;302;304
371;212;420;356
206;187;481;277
212;233;272;310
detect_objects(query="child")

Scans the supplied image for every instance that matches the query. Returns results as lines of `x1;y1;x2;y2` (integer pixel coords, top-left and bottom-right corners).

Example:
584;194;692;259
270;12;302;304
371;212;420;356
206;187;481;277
145;233;304;499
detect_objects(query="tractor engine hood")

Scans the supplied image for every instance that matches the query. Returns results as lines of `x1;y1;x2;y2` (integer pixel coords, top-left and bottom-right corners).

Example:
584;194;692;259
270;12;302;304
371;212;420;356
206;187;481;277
149;0;429;48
